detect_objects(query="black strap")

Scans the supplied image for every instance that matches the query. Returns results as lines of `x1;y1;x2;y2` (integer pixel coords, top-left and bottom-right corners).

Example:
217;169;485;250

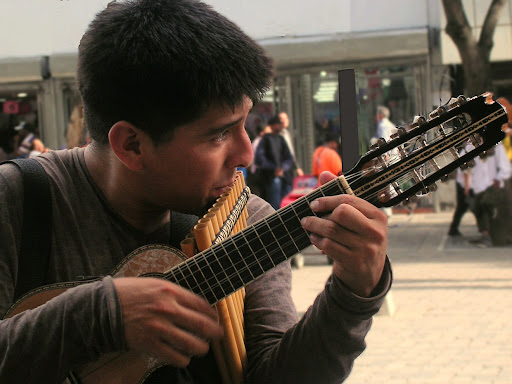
170;211;199;249
4;158;52;300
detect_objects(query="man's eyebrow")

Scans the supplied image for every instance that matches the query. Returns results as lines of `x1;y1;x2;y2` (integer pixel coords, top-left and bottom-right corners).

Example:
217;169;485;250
208;116;244;134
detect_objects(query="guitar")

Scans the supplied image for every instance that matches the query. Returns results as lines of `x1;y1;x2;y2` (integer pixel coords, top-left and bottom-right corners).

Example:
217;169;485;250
4;93;509;383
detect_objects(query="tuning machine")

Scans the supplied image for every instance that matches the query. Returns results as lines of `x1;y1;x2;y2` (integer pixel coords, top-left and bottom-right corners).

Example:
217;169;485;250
370;138;386;150
407;116;426;132
390;126;407;140
429;106;448;120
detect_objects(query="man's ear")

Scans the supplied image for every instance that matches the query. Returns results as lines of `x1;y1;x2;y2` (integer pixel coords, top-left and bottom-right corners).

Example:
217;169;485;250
108;121;147;171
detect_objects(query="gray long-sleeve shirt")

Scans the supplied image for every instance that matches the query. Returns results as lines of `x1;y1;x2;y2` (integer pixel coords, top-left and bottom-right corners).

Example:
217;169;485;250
0;147;391;383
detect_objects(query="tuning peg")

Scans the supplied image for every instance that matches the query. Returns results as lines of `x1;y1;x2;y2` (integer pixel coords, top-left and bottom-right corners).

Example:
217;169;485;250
457;95;468;105
447;97;460;110
467;159;475;168
441;175;449;182
460;163;469;170
370;138;386;150
390;127;406;140
429;105;449;120
428;183;438;192
479;151;488;159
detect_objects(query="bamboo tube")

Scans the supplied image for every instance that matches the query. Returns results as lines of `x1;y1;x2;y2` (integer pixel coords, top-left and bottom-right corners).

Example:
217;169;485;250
179;176;250;384
226;294;247;369
180;238;196;259
194;224;242;384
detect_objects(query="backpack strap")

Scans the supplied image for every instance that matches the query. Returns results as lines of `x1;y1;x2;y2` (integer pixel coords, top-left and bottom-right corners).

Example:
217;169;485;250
3;158;52;301
170;211;199;249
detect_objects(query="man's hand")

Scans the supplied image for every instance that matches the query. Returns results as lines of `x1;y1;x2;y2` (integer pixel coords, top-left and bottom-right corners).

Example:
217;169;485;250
114;277;223;367
300;172;388;297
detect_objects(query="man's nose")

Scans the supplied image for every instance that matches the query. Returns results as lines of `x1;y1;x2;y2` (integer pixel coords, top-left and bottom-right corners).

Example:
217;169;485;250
231;128;253;169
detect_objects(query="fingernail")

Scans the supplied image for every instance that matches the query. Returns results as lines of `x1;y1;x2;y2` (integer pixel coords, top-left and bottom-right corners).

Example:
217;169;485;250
310;200;319;211
300;217;308;226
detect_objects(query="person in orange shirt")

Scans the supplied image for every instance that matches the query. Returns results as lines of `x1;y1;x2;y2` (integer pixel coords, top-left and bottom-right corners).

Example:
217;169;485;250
312;133;342;178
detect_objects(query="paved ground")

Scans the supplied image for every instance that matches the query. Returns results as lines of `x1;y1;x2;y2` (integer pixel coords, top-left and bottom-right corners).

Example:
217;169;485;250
291;211;512;384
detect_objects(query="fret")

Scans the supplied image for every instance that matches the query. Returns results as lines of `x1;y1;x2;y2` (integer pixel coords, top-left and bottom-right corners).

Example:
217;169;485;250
235;231;261;281
243;225;274;275
193;254;218;303
173;264;195;292
208;247;237;295
290;197;315;219
204;251;230;299
262;215;291;264
243;225;274;272
165;268;180;286
188;256;213;299
278;206;311;252
212;242;244;291
196;254;224;302
221;238;255;290
220;237;254;286
181;258;206;298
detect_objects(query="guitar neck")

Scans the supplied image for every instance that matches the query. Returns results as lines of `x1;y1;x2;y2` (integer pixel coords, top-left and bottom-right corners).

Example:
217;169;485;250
163;176;350;305
163;93;509;305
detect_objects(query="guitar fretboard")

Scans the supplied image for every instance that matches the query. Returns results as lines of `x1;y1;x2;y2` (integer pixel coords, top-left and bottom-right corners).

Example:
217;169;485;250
163;177;348;305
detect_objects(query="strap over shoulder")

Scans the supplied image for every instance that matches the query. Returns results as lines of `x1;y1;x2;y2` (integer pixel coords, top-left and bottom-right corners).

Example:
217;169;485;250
2;158;52;301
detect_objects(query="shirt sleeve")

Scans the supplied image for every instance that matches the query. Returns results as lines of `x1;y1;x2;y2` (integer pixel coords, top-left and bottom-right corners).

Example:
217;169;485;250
243;195;392;384
0;164;125;384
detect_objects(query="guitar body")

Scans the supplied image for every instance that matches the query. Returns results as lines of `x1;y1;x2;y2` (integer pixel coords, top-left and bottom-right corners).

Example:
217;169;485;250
5;244;188;384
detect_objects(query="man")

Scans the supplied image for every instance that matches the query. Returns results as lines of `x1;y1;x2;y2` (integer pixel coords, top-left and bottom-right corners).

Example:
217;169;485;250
372;105;397;218
312;132;343;179
278;111;304;177
0;1;391;383
467;142;511;246
373;105;396;143
254;115;295;209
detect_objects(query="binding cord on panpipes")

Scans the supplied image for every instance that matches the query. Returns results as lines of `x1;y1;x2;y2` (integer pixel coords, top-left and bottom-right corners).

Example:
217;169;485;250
180;170;250;384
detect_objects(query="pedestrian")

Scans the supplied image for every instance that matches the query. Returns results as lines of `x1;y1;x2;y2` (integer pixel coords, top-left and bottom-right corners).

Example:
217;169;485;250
312;132;343;179
447;166;474;237
0;1;391;383
278;111;304;177
254;115;295;209
468;142;511;246
372;106;397;218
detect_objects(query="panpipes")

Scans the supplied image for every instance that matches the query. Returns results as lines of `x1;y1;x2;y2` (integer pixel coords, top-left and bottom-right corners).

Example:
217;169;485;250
180;171;250;384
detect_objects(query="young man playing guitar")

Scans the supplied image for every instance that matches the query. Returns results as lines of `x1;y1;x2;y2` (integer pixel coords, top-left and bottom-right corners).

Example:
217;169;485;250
0;1;391;383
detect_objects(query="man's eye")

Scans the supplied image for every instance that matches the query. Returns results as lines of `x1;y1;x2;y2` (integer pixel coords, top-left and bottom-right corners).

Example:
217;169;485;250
213;130;229;142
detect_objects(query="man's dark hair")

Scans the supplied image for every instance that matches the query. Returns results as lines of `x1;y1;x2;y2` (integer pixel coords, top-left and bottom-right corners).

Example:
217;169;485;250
267;115;282;126
324;133;339;144
77;0;273;144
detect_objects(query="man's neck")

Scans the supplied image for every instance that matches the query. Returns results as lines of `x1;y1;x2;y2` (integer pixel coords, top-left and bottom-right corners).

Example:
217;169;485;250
84;143;170;233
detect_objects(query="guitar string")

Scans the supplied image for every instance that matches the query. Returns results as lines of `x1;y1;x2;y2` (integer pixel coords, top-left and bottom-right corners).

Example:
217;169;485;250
167;141;462;300
165;183;338;301
167;116;486;302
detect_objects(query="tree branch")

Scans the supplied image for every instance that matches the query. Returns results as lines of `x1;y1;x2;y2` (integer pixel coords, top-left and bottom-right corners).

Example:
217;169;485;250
479;0;506;58
441;0;476;56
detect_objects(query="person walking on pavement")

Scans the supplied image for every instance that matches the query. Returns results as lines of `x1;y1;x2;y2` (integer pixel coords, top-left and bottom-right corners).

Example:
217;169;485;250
447;166;474;237
279;111;304;177
372;106;397;218
467;141;511;246
254;115;295;209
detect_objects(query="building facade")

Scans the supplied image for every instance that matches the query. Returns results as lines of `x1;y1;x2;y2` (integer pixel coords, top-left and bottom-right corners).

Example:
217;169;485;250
1;0;511;207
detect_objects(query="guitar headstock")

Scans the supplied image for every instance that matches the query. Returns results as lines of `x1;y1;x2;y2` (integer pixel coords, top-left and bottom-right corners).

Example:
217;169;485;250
346;93;508;207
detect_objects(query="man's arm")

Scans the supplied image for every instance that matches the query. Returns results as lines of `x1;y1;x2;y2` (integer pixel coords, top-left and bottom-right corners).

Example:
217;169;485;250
243;194;391;384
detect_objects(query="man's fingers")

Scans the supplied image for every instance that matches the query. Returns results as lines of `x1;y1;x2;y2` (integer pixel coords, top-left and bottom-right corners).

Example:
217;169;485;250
309;193;387;222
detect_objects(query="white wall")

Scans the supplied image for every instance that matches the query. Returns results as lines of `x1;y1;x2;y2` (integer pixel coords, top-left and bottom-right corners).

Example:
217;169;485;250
0;0;109;58
0;0;433;59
